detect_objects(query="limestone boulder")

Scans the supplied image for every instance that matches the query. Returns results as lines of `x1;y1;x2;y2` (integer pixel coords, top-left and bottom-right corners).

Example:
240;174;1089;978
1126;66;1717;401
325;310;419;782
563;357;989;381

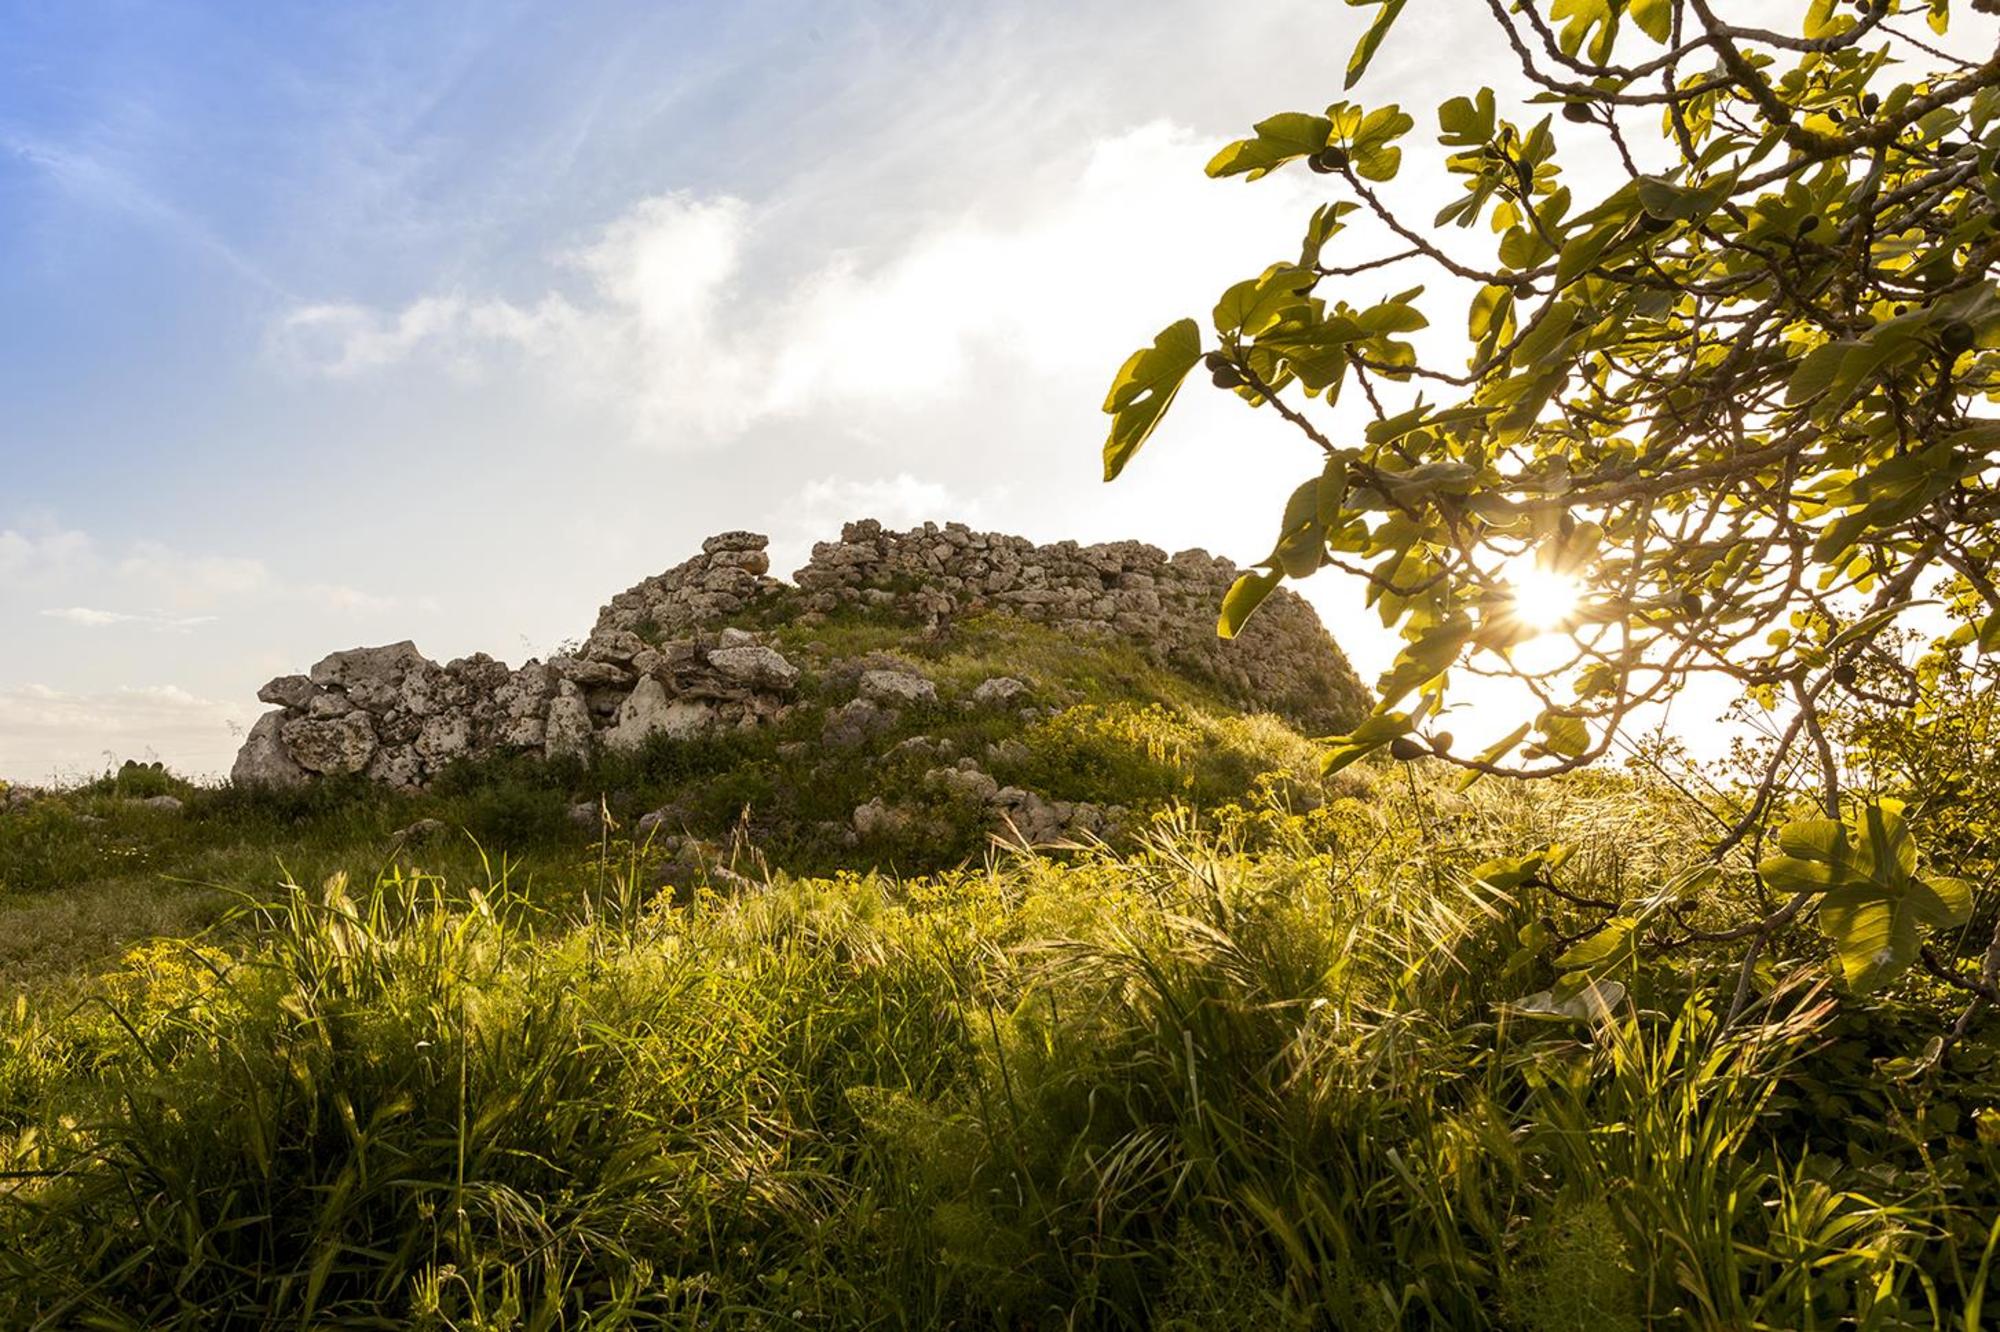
707;644;800;691
544;685;594;762
605;676;674;751
585;629;647;664
280;712;379;776
309;641;432;710
257;674;318;709
365;744;425;790
415;713;473;768
231;711;310;789
660;699;717;740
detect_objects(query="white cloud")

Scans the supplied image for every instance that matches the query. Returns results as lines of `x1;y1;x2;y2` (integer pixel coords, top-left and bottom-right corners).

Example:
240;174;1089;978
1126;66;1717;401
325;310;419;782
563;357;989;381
794;473;989;531
39;607;217;630
0;524;95;577
115;541;272;609
273;122;1324;446
0;682;256;783
5;525;406;630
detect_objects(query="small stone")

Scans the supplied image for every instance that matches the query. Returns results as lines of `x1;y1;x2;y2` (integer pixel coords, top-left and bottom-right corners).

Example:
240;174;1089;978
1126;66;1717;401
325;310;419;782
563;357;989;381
985;737;1032;768
852;798;910;839
859;669;937;706
306;692;356;718
636;805;687;837
822;698;893;749
927;764;998;803
394;817;449;843
971;676;1029;707
138;794;185;813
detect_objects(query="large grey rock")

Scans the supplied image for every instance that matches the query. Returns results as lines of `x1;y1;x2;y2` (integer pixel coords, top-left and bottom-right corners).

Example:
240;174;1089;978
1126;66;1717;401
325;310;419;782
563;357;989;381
281;713;379;775
859;668;937;706
551;656;635;689
496;715;546;750
309;641;432;710
584;629;647;664
366;744;425;790
396;662;456;717
605;676;674;751
707;644;799;690
659;698;717;740
257;674;318;709
544;685;593;762
415;713;472;767
232;711;310;789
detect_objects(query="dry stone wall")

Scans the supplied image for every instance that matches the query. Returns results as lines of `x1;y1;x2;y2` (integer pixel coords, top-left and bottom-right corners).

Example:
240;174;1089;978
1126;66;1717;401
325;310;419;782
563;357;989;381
233;521;1367;790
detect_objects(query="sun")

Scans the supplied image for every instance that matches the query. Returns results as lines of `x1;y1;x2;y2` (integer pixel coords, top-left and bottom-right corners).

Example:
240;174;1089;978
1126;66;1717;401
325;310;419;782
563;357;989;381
1504;559;1584;633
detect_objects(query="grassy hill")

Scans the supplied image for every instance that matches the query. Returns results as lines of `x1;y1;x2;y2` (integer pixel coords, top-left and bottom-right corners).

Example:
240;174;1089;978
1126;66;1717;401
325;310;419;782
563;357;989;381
2;604;1998;1327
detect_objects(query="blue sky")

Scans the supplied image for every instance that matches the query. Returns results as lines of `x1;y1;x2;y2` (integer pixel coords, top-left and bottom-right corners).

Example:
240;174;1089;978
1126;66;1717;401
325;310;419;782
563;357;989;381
7;0;1449;779
10;0;1915;779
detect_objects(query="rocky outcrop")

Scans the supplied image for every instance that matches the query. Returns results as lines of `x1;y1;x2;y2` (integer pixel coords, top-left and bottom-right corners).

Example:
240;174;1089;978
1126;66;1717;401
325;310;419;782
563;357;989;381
233;521;1367;789
233;627;801;790
596;520;1366;731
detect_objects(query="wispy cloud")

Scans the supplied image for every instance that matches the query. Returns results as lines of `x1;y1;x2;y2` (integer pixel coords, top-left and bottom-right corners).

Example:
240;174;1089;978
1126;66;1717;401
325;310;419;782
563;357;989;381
0;523;96;576
39;607;217;630
4;131;288;296
4;525;405;623
272;122;1324;447
0;681;256;782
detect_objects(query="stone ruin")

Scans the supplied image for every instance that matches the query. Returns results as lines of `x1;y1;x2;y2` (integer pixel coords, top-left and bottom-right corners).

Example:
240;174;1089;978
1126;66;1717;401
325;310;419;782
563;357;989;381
231;520;1368;791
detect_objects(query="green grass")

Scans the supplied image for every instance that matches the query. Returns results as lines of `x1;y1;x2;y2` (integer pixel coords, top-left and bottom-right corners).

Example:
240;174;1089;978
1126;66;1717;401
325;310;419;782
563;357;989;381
2;609;1997;1326
1;766;1996;1327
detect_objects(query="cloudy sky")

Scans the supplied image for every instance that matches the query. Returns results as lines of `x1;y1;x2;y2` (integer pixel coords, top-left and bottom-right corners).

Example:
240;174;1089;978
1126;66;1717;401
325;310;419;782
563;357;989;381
8;0;1958;781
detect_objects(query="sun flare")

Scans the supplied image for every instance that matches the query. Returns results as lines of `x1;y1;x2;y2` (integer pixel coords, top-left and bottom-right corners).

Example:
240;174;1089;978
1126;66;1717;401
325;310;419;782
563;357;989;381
1505;560;1583;633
